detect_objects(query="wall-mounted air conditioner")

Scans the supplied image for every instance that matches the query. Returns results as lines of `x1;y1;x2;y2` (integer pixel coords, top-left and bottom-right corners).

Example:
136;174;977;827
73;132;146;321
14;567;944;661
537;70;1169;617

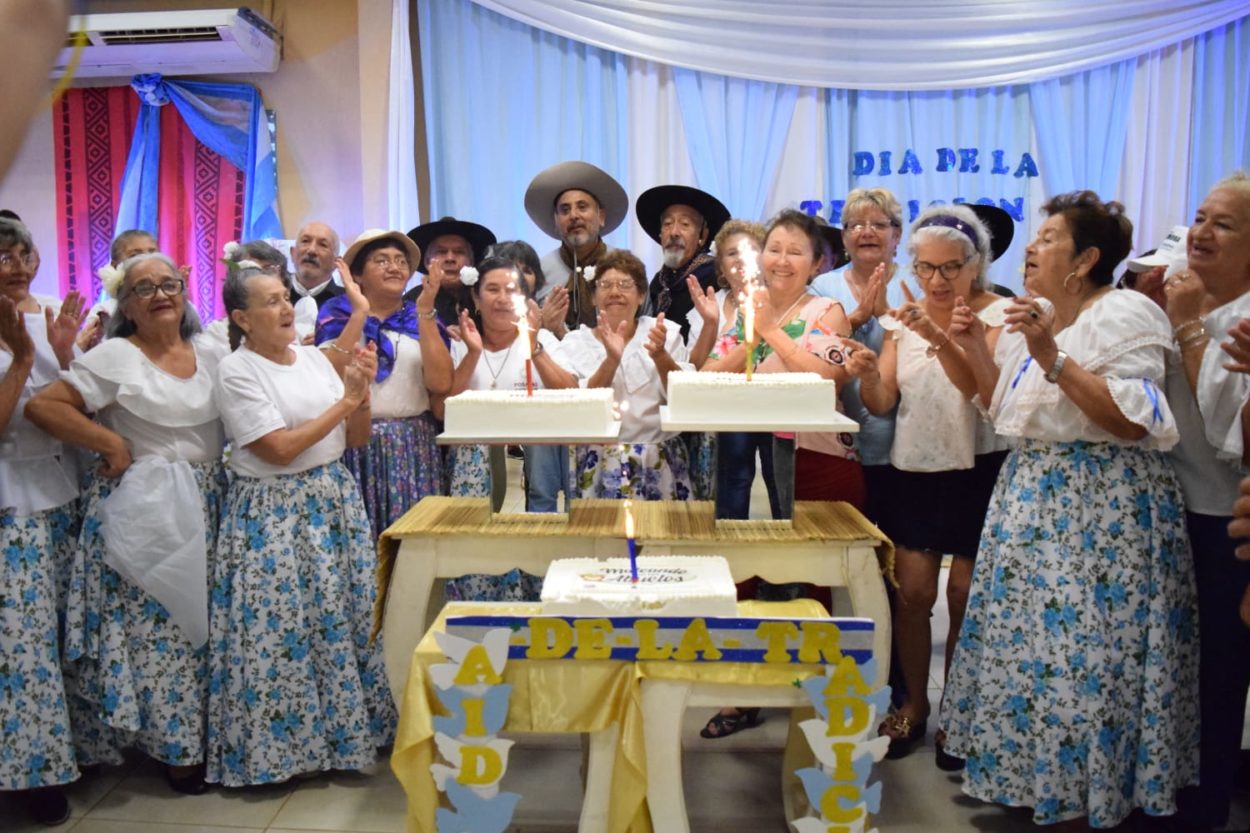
53;7;281;80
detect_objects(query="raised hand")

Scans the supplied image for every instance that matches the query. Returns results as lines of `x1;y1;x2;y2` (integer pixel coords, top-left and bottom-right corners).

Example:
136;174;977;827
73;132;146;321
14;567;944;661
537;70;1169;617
541;286;570;332
1221;317;1250;374
1162;269;1204;327
46;291;85;364
415;269;442;318
645;312;670;360
336;257;370;315
0;296;34;367
343;349;373;406
840;337;878;381
459;309;482;353
596;312;628;362
948;295;987;351
688;276;718;325
889;281;942;343
1004;295;1058;368
850;263;886;330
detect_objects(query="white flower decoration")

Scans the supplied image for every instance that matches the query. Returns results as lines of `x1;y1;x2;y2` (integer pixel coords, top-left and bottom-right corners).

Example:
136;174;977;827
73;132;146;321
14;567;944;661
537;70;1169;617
98;263;125;299
222;241;242;261
583;265;596;282
459;266;479;286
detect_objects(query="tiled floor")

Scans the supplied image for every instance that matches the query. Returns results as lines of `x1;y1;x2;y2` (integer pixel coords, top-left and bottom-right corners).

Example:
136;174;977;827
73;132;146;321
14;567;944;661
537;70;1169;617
5;459;1247;832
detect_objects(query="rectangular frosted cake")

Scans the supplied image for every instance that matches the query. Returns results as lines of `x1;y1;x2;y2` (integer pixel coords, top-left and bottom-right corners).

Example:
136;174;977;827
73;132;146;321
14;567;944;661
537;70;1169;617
665;370;837;424
541;555;738;617
442;388;615;439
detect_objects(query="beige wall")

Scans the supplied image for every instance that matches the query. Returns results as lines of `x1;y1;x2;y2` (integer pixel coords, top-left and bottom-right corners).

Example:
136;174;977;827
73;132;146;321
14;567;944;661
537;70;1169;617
0;0;391;297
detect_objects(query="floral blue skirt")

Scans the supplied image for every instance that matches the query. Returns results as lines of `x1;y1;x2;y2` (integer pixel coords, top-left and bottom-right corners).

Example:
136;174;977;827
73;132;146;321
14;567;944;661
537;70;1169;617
0;503;81;790
206;462;395;786
64;460;225;767
342;413;443;540
939;440;1199;827
573;438;692;501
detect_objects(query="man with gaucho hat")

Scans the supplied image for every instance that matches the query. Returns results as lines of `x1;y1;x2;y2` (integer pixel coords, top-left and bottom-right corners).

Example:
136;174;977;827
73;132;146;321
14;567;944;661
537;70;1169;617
403;216;496;328
524;161;628;336
635;185;729;339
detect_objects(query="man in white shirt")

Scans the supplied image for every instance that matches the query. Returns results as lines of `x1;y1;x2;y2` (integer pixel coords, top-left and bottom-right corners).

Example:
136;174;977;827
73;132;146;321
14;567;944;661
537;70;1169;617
289;221;343;310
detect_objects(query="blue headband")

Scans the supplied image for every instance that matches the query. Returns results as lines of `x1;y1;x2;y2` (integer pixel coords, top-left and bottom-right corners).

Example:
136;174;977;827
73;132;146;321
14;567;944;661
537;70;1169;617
916;215;982;251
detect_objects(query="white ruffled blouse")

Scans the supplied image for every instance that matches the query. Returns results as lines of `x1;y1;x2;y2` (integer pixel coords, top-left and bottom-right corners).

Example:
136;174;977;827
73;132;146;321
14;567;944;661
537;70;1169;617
989;289;1178;450
62;334;227;464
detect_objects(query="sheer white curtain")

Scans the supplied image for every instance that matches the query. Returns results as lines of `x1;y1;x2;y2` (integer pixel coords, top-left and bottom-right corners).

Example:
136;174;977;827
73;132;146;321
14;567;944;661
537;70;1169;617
465;0;1249;89
387;0;421;230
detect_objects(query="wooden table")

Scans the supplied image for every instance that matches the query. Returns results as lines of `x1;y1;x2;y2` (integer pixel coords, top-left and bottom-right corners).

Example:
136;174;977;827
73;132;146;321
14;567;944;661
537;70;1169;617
375;497;894;703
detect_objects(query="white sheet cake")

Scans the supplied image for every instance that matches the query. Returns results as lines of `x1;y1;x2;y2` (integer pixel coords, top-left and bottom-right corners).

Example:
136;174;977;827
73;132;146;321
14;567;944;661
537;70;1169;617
665;370;836;423
442;388;615;439
540;555;738;617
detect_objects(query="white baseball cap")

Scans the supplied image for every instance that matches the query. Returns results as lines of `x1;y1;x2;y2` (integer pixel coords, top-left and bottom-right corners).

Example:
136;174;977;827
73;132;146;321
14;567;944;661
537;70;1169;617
1126;225;1188;272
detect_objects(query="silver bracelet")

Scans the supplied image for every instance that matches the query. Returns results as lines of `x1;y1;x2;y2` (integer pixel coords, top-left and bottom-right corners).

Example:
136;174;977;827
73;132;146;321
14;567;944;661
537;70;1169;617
325;342;352;356
1044;350;1068;384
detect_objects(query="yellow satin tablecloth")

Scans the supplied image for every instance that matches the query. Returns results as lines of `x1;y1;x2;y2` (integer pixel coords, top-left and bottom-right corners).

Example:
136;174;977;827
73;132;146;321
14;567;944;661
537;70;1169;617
392;599;831;833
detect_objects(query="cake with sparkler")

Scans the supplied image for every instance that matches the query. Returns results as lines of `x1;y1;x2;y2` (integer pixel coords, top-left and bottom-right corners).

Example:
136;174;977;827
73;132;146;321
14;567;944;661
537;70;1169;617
540;556;738;617
665;371;837;424
442;388;617;439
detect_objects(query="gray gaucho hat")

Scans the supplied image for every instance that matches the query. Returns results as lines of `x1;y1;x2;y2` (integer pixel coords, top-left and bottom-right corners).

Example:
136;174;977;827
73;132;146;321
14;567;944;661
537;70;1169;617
524;161;628;240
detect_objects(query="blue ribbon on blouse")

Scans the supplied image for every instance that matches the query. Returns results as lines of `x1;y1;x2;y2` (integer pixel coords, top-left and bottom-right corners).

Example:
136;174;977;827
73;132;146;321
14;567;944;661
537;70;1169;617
315;295;449;383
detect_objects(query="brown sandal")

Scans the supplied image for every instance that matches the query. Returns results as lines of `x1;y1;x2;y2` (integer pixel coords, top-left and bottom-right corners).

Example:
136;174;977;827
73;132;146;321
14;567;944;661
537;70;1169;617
878;713;927;759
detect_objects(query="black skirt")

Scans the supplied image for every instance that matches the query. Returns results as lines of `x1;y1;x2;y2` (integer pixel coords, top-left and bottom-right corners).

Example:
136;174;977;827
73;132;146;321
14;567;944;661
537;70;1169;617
873;450;1008;558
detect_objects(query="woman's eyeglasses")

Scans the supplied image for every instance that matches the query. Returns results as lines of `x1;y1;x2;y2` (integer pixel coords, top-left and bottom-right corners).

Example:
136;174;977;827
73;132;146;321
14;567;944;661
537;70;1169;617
129;278;185;299
913;258;973;281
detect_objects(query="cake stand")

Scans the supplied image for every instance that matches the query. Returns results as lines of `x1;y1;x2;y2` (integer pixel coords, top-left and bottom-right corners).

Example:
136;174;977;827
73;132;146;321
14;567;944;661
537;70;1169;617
436;421;622;521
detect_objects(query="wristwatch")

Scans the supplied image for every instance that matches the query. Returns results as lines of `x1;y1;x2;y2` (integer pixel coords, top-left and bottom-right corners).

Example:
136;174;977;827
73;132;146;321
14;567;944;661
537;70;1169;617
1044;350;1068;384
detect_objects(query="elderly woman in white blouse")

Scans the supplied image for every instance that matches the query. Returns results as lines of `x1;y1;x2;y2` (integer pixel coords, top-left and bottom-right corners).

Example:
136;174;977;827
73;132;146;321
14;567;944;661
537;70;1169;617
844;204;1012;767
1153;171;1250;832
27;253;228;795
532;249;693;499
208;263;390;786
937;191;1198;829
0;217;89;824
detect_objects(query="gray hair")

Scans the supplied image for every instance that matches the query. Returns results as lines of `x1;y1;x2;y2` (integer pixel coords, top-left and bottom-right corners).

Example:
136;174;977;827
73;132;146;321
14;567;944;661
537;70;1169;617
907;204;993;290
107;253;202;341
0;218;33;253
220;262;273;351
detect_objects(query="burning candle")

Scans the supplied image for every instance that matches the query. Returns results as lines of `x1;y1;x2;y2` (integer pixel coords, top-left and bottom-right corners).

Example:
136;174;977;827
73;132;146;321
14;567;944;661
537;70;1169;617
511;280;534;396
624;499;638;582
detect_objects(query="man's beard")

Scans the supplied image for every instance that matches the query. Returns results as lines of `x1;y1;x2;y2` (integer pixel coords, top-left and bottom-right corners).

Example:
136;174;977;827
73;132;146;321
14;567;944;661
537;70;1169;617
563;228;594;250
662;245;686;269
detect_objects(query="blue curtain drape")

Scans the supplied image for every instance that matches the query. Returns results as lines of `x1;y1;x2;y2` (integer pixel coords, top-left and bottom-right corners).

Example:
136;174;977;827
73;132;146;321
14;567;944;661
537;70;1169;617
1188;18;1250;215
673;69;798;221
417;0;630;249
115;73;281;241
1028;59;1138;202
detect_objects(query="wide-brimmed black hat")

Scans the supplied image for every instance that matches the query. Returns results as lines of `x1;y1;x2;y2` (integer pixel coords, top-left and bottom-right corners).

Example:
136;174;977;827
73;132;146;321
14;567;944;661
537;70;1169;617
406;217;496;274
634;185;730;250
967;205;1015;261
524;161;628;240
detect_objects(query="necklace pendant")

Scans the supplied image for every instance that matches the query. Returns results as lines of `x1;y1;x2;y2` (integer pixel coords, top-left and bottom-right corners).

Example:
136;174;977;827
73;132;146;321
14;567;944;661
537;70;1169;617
490;380;497;390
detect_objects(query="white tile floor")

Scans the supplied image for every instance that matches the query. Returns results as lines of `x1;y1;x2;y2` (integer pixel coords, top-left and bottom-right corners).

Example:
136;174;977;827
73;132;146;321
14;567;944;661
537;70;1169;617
5;459;1246;832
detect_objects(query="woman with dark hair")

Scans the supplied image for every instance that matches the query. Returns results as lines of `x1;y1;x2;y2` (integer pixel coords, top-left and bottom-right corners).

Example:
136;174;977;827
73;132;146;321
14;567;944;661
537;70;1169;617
938;191;1198;828
535;249;693;499
487;239;547;299
704;209;858;508
26;252;228;794
208;263;390;785
0;218;86;824
844;204;1011;764
315;229;452;539
442;255;551;600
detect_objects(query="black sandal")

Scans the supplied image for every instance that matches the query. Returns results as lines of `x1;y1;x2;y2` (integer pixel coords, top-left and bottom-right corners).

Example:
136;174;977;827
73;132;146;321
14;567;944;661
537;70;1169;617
165;764;209;795
700;707;763;739
934;729;965;772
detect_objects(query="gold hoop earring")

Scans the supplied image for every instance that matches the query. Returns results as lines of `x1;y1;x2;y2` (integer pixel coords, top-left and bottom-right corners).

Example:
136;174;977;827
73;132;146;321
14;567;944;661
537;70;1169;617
1062;271;1081;295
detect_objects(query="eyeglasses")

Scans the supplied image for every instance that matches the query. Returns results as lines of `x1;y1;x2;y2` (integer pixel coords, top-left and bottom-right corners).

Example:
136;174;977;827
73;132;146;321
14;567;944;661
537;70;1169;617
595;279;637;292
0;253;35;270
367;255;409;270
913;258;973;281
847;221;895;235
129;278;185;299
